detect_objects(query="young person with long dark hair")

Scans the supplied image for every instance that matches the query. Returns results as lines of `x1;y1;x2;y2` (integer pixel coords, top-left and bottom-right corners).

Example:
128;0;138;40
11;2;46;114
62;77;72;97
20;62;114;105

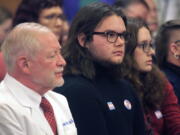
123;18;180;135
54;2;146;135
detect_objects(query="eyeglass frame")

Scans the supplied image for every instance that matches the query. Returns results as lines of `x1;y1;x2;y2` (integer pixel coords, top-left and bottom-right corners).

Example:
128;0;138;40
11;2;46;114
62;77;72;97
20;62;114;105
91;30;131;43
137;41;155;53
40;13;65;22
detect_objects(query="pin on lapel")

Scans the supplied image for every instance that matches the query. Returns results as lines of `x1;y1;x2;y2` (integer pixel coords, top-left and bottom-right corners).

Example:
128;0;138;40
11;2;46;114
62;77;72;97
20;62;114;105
107;102;115;110
124;99;132;110
154;110;163;119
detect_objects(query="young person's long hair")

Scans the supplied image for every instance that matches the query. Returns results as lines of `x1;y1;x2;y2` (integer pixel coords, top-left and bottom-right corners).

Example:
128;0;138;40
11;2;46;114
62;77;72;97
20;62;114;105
63;2;127;80
123;18;167;112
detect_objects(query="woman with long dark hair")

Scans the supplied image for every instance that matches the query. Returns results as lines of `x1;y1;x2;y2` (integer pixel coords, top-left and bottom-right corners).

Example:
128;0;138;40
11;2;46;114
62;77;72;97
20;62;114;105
123;18;180;135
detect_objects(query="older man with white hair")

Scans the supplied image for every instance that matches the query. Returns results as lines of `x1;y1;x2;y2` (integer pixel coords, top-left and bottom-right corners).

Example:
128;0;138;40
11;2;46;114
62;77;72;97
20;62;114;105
0;22;77;135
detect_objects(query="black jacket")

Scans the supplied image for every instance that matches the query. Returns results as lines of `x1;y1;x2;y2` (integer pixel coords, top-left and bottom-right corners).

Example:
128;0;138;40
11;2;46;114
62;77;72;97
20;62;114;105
54;66;146;135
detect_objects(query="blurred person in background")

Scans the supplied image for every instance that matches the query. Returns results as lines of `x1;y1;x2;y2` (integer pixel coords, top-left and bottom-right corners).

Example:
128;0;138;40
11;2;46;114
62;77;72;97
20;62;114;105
155;19;180;104
0;6;12;46
145;0;159;37
61;19;69;46
13;0;68;45
0;7;12;81
113;0;149;21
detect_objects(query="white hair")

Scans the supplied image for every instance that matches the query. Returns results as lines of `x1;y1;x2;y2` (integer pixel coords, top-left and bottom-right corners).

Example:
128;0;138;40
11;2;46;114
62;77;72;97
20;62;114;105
1;22;52;72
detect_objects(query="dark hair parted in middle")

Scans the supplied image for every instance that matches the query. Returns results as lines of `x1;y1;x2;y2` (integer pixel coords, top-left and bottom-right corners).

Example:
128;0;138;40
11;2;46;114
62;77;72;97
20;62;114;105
63;2;127;79
13;0;62;27
123;18;166;111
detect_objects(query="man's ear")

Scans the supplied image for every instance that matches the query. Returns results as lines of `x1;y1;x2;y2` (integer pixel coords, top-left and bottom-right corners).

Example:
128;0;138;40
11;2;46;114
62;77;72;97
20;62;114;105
16;56;31;74
169;42;180;59
77;33;87;47
170;43;178;55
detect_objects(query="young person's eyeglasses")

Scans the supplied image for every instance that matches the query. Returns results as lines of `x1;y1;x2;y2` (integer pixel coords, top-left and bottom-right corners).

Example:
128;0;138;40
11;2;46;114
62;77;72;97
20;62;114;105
137;42;155;53
92;31;131;43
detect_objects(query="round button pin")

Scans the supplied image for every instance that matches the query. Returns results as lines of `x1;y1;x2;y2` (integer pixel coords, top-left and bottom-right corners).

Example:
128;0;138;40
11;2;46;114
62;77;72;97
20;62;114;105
124;99;132;110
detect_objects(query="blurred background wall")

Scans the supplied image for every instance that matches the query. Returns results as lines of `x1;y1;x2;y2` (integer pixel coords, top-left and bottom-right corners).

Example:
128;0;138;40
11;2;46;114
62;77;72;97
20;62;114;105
0;0;22;15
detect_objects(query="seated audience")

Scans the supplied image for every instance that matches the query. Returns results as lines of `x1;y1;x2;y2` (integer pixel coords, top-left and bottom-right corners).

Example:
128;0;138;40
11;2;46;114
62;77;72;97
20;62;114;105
113;0;149;21
145;0;159;37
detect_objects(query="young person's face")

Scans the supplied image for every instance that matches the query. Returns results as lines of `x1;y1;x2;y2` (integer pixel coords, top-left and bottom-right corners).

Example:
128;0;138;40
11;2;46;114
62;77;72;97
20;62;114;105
134;27;155;72
86;15;127;65
38;6;64;40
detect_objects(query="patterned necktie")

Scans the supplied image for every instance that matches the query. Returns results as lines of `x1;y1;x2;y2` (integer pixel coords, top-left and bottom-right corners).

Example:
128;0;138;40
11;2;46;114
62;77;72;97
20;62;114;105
40;97;57;135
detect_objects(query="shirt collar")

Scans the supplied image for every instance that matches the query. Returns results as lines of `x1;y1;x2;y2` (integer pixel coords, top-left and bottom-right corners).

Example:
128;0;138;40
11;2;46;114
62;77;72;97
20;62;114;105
4;74;42;108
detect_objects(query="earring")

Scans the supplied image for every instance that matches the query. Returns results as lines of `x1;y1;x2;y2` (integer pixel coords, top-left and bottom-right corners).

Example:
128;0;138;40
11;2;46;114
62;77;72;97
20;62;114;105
174;54;180;59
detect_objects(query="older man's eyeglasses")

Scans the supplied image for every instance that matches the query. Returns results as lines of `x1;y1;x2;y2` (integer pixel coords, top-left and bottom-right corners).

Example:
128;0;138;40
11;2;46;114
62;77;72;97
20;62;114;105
138;41;155;53
92;31;131;43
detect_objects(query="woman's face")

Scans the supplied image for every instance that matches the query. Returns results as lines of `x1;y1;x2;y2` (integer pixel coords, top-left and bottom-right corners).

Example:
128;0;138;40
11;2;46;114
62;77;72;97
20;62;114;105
38;6;64;40
133;27;155;72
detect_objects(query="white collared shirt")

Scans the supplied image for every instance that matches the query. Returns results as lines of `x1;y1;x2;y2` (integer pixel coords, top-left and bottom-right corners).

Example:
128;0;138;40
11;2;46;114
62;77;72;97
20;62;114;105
0;74;77;135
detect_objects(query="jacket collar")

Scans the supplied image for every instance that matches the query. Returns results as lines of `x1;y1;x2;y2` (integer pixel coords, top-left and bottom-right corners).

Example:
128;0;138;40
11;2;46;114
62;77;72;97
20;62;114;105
4;74;42;109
